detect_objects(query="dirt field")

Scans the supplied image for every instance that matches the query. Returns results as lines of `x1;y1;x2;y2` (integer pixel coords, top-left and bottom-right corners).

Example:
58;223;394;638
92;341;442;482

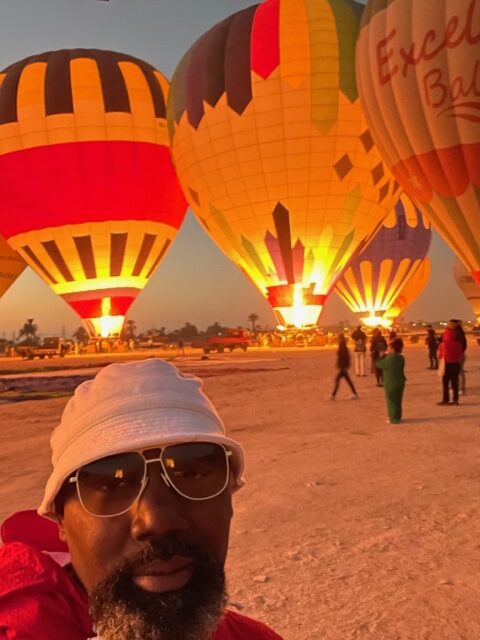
1;344;480;640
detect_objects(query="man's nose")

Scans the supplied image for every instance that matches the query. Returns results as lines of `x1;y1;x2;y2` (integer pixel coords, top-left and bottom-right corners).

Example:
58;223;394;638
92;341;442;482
130;463;189;540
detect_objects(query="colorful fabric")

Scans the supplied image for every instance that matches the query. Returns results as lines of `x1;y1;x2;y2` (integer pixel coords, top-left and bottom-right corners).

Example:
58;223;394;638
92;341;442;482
376;353;406;422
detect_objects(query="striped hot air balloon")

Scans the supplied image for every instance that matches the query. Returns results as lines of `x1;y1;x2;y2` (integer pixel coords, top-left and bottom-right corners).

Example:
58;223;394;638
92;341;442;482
167;0;398;328
357;0;480;286
335;194;431;327
0;49;187;337
453;256;480;323
384;257;430;322
0;235;26;298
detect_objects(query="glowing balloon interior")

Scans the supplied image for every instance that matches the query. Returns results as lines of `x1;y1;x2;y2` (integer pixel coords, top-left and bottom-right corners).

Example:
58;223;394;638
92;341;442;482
168;0;399;327
357;0;480;286
0;49;187;337
384;257;431;322
335;194;431;327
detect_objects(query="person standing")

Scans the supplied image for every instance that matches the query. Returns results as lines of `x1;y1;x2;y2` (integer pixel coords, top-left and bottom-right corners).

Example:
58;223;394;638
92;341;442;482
376;338;406;424
370;328;388;386
350;325;367;376
455;319;467;395
329;334;358;400
425;325;439;369
437;319;464;405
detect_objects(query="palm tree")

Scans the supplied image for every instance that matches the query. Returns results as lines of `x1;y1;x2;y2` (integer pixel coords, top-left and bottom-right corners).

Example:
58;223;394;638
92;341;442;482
178;322;199;339
18;318;39;345
206;321;225;336
73;326;89;346
248;313;259;332
123;320;137;340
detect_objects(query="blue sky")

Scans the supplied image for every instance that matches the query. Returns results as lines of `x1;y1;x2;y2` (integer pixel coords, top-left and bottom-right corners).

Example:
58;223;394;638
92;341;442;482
0;0;470;337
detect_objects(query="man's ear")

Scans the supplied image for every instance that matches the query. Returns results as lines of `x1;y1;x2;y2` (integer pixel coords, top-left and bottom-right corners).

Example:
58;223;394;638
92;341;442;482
57;514;67;542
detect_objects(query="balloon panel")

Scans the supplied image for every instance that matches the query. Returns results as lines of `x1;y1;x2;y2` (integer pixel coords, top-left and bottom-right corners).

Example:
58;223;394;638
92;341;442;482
357;0;480;280
335;194;431;323
168;0;398;326
453;256;480;321
0;50;187;334
385;257;431;320
0;235;26;298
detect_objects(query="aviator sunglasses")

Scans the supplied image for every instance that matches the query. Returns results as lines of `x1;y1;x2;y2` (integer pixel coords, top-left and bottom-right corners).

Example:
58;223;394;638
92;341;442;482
68;442;232;517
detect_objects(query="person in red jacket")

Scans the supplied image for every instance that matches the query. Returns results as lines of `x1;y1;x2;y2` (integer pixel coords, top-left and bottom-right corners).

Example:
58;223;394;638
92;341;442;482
0;359;283;640
437;319;465;406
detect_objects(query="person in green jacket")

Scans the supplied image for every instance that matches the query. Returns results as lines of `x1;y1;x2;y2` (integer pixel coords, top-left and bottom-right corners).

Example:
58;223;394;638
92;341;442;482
376;338;406;424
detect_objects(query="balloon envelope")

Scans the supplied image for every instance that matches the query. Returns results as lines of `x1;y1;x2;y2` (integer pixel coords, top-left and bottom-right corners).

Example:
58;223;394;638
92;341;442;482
168;0;398;327
453;256;480;323
0;49;187;337
357;0;480;285
384;257;431;322
335;194;431;326
0;235;26;298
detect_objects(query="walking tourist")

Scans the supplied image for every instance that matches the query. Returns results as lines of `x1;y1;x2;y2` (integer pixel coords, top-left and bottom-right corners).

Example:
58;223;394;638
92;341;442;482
329;333;358;400
376;338;406;425
0;359;283;640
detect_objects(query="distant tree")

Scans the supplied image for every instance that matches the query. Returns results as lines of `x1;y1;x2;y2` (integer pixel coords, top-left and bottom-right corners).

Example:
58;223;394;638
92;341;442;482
247;313;259;332
18;318;39;345
73;326;89;346
144;327;166;339
122;319;137;340
205;321;226;336
178;322;199;339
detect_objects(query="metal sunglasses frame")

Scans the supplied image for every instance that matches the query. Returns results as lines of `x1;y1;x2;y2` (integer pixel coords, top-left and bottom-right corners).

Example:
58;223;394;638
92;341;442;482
68;443;233;518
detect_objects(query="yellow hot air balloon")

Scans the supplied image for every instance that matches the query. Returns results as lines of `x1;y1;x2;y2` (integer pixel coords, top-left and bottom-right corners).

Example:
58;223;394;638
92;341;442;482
167;0;398;327
384;257;431;322
453;256;480;323
0;235;26;298
357;0;480;285
335;194;431;327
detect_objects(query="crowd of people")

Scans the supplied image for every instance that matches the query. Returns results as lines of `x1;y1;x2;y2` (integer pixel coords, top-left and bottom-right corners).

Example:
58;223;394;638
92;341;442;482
328;319;469;425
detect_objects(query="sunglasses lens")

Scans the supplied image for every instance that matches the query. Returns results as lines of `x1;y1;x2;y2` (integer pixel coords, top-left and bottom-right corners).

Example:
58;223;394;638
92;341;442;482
77;452;145;516
162;443;229;499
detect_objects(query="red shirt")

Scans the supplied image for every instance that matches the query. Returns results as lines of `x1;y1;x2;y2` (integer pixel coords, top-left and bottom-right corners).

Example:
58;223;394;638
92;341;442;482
0;542;282;640
439;328;464;363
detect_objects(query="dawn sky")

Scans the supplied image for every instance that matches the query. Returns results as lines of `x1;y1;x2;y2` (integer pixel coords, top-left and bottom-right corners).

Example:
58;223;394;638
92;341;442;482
0;0;471;337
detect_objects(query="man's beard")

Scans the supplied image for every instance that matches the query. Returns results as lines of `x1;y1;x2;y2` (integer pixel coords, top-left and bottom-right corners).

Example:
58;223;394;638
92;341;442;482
89;536;227;640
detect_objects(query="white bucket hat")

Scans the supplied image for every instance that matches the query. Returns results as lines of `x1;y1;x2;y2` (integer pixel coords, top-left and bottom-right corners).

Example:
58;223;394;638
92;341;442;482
38;358;245;520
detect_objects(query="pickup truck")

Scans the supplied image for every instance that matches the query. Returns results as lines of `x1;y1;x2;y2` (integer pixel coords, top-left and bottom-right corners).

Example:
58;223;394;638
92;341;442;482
202;329;251;354
16;337;69;359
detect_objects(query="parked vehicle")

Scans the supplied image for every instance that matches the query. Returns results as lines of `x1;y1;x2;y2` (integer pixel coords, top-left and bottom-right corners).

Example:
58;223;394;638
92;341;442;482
16;337;69;359
200;329;251;354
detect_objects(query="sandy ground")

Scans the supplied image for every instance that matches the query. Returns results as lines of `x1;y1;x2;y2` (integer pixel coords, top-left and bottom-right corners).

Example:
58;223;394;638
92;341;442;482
1;344;480;640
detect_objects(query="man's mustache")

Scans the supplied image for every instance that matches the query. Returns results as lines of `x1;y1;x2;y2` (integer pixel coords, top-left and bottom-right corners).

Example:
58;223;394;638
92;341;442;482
116;537;201;578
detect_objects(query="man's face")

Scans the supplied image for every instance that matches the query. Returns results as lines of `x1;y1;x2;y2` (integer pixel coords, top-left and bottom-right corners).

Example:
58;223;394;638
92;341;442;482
57;447;234;640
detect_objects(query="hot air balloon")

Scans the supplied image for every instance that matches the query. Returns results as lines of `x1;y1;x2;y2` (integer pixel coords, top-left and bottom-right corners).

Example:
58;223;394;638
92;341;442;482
0;49;187;337
357;0;480;285
0;235;26;298
335;194;431;327
384;257;431;322
167;0;398;328
453;256;480;323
